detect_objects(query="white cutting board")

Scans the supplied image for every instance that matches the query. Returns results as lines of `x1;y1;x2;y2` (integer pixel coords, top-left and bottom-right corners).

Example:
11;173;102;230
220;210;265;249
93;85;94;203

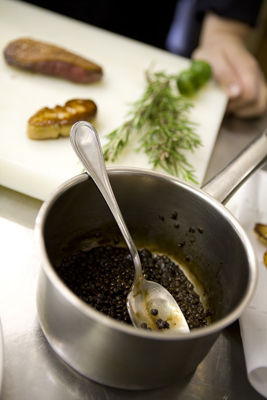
0;0;227;201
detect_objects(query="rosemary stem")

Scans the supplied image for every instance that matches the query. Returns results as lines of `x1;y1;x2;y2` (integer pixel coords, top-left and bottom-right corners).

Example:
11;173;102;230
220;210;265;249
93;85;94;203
103;69;202;183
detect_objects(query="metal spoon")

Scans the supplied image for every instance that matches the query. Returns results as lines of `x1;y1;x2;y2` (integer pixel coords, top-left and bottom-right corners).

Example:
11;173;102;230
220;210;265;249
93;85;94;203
70;121;189;334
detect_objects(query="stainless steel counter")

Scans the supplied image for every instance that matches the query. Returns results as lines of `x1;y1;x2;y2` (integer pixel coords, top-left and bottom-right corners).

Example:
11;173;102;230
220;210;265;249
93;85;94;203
0;112;266;400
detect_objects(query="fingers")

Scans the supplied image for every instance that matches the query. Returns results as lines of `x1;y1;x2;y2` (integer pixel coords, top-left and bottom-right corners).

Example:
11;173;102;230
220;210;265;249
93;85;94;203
192;44;267;118
226;57;267;117
192;46;242;100
228;85;267;118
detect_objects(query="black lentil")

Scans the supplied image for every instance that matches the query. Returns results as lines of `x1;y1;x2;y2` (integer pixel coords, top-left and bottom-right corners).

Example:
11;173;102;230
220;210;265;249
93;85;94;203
171;211;178;220
156;318;170;329
141;322;148;329
150;308;158;316
57;246;210;330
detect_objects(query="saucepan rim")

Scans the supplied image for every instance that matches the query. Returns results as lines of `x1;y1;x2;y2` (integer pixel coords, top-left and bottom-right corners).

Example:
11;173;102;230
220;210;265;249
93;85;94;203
35;167;257;341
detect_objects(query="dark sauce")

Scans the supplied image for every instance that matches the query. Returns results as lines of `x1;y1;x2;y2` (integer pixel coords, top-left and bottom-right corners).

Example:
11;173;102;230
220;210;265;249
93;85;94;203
57;246;211;330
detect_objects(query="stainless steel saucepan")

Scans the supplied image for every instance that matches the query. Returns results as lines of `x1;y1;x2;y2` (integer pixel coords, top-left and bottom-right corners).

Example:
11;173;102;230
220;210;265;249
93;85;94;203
35;130;266;390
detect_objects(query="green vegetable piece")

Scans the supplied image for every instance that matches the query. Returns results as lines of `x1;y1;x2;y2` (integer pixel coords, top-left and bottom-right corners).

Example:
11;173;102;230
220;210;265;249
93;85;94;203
103;69;202;183
176;69;200;97
191;60;212;86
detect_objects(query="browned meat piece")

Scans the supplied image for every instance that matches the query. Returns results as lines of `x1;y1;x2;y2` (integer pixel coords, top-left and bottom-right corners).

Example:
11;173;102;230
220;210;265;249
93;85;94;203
254;223;267;246
254;223;267;268
4;38;103;83
27;99;97;139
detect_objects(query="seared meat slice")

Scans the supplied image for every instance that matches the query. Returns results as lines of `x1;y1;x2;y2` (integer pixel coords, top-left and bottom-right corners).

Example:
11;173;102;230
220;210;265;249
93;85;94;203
27;99;97;139
4;37;103;83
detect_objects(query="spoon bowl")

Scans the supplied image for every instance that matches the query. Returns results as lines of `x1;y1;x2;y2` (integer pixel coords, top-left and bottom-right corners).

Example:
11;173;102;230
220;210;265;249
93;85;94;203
70;121;189;333
128;277;190;332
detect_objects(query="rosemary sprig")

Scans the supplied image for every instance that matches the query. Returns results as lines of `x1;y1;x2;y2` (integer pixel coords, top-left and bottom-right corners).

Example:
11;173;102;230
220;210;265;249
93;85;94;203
103;70;202;183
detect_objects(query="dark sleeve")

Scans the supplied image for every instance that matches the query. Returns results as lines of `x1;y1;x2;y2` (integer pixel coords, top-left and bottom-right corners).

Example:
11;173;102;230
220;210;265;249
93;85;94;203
196;0;263;26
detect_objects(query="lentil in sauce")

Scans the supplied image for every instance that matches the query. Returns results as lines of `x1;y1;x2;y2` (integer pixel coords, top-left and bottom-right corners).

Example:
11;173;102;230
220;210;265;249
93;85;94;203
57;246;211;330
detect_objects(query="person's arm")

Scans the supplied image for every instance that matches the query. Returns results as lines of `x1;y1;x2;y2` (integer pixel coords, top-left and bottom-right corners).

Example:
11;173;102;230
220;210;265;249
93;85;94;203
193;12;267;118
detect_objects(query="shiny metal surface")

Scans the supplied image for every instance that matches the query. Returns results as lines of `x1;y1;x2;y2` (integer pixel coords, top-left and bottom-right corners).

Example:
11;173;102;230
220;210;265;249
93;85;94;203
203;130;267;204
70;122;143;281
69;121;189;333
36;170;255;388
0;113;267;399
35;136;260;389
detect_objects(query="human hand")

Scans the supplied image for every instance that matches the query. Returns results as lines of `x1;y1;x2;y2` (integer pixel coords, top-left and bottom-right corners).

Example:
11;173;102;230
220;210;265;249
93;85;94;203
193;13;267;118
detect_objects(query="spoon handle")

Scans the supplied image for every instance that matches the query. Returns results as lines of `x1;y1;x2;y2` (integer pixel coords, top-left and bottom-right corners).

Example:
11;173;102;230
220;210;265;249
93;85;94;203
70;121;143;281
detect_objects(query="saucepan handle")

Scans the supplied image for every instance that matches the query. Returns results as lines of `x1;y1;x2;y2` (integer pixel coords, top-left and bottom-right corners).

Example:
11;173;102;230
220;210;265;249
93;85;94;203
202;129;267;205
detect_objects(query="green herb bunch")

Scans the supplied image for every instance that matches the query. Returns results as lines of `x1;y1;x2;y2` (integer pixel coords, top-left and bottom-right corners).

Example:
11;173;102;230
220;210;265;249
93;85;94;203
103;70;202;183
